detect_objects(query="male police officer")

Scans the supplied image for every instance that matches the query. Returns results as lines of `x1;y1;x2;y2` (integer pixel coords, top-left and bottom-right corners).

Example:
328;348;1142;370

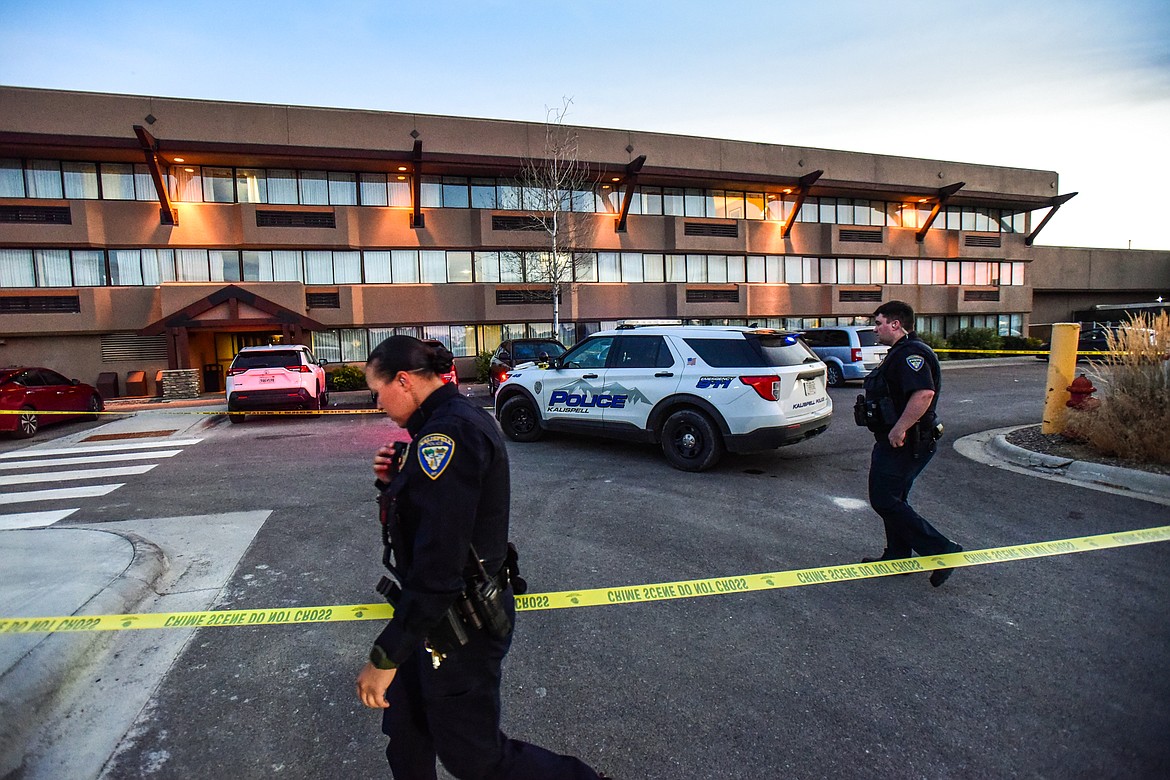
859;301;962;586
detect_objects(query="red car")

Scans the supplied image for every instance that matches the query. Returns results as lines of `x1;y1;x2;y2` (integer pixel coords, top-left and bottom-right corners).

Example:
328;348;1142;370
0;367;104;438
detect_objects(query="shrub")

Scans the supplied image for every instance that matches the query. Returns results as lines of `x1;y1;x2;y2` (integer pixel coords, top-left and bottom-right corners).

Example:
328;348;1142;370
946;327;1003;360
327;364;368;391
917;331;950;360
1002;335;1046;353
1074;312;1170;465
473;350;494;383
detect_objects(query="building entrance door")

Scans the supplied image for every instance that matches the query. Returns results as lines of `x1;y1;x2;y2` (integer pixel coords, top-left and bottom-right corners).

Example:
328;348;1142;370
210;332;281;391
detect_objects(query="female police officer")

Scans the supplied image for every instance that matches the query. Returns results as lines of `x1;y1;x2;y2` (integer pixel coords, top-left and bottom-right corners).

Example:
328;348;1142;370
355;336;603;780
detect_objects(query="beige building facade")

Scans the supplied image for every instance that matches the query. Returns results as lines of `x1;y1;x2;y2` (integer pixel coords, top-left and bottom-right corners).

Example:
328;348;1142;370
1;86;1166;394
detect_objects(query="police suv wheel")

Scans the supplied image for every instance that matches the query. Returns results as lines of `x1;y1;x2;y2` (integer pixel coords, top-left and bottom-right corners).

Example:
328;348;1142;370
499;396;543;442
660;409;723;472
826;363;844;387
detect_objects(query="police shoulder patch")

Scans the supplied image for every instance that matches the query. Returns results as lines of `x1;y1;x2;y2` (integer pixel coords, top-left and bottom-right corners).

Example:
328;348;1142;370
906;355;925;372
417;433;455;480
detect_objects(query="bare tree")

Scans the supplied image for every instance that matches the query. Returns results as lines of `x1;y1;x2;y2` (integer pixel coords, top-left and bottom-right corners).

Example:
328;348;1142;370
503;98;600;338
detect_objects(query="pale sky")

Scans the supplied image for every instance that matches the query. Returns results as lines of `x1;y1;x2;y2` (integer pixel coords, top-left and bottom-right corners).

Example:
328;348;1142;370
1;0;1167;251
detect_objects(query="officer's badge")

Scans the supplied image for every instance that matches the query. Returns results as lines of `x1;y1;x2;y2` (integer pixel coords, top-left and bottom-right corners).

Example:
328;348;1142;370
417;433;455;480
907;355;925;372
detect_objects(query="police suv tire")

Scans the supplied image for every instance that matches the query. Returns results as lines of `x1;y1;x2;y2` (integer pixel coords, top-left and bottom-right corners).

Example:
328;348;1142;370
499;396;544;442
660;409;723;472
826;363;845;387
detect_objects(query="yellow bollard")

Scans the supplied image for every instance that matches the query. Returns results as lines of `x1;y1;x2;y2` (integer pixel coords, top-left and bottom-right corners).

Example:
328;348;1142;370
1042;322;1081;434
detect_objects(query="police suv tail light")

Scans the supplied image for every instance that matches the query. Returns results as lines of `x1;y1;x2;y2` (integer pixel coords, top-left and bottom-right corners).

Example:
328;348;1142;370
285;365;311;373
226;367;246;376
740;375;781;401
851;348;863;363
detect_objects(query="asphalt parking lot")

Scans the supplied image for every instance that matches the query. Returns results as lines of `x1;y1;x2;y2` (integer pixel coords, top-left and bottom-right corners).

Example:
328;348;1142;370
3;361;1168;779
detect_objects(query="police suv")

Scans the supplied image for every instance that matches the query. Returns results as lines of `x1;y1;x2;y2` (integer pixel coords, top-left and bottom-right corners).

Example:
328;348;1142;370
493;325;832;471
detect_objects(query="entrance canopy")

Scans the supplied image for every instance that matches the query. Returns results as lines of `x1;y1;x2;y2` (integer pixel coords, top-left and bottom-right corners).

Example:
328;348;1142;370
139;285;326;369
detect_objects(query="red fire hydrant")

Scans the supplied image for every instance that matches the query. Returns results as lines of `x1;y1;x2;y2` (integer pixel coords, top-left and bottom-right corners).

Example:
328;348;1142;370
1066;374;1099;410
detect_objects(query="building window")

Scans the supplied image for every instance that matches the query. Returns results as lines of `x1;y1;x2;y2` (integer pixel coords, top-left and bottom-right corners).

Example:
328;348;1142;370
299;171;329;205
63;162;99;199
100;163;136;200
202;168;235;203
364;250;393;283
328;172;357;205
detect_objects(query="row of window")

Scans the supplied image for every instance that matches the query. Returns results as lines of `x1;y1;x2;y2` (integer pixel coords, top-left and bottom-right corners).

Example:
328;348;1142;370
0;247;1026;288
311;311;1028;363
1;158;1027;232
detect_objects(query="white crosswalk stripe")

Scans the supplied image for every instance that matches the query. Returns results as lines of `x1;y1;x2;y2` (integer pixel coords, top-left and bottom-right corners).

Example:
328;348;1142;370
0;450;181;471
0;484;124;505
0;464;156;487
0;509;79;530
0;439;202;459
0;437;202;528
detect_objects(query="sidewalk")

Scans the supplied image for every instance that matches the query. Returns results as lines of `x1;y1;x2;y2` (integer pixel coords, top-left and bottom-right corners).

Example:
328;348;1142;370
954;426;1170;504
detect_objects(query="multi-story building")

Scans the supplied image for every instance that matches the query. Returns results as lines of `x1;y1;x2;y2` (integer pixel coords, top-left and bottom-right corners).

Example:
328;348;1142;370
1;86;1166;393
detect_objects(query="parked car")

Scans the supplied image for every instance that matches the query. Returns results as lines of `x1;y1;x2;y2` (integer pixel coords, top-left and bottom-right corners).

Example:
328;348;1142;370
494;325;831;471
799;326;888;386
0;367;104;438
1037;324;1151;362
225;345;328;423
489;338;567;394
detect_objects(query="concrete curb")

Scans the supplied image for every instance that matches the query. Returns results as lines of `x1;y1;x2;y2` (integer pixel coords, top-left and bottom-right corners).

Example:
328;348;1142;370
0;530;167;779
987;426;1170;501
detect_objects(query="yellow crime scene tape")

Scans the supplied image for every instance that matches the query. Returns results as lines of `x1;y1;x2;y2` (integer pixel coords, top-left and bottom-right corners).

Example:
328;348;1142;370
2;524;1167;635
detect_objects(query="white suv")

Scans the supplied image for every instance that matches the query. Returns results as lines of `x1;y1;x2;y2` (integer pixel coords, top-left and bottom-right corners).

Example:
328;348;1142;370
494;325;832;471
225;345;328;423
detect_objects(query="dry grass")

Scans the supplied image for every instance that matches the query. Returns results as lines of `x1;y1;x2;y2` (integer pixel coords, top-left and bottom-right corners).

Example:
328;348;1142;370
1072;312;1170;465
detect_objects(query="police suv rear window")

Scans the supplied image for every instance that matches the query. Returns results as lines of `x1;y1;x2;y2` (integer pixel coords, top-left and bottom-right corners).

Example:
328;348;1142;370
683;334;816;368
231;350;303;369
857;329;880;347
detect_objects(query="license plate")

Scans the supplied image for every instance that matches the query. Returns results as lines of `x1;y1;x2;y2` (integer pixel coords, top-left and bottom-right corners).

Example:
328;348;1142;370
803;379;816;396
260;376;275;384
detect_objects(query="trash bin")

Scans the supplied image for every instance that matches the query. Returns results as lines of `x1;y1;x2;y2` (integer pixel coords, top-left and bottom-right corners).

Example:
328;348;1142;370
154;370;164;397
125;370;147;396
202;363;223;393
96;372;119;399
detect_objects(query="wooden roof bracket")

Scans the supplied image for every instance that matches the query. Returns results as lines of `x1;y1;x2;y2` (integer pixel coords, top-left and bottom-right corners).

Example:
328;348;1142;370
780;170;823;239
410;139;425;229
132;125;178;226
615;155;647;233
1025;192;1077;246
915;182;966;243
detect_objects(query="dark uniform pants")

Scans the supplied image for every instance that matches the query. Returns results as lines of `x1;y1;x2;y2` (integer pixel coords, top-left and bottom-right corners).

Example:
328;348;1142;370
868;439;950;558
382;595;600;780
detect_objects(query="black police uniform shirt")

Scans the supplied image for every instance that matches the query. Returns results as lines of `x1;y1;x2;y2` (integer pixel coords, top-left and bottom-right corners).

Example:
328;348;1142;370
373;382;510;665
866;333;940;435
